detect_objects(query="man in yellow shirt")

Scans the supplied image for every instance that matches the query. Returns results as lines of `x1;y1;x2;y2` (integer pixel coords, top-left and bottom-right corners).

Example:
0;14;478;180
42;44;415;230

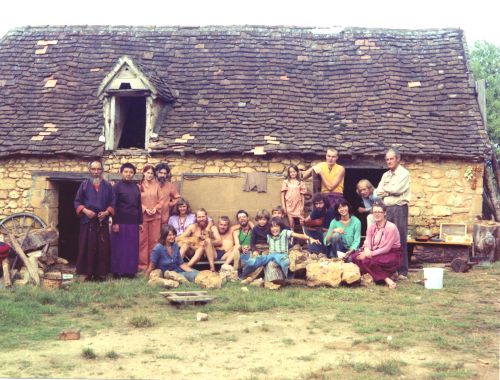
303;148;345;208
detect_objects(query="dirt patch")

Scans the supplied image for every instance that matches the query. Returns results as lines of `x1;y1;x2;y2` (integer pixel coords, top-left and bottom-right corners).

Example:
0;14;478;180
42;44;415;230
1;308;496;379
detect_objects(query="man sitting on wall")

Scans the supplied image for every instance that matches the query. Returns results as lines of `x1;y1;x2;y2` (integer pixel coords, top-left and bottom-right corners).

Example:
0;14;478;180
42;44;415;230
213;216;236;263
177;208;221;272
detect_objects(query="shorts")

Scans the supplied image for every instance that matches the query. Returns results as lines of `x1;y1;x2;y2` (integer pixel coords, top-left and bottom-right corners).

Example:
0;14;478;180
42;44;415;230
216;249;226;260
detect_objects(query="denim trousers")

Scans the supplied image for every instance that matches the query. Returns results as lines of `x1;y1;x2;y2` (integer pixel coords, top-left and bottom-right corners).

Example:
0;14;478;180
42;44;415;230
303;228;327;254
327;233;348;258
181;269;199;282
241;252;289;278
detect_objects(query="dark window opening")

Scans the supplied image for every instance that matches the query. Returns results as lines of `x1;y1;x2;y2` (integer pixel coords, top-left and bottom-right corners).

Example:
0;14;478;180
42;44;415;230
116;97;146;149
57;181;81;264
119;82;132;89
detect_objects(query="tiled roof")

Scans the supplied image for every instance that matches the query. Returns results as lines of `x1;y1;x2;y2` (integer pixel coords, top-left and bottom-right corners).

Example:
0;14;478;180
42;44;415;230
0;25;491;159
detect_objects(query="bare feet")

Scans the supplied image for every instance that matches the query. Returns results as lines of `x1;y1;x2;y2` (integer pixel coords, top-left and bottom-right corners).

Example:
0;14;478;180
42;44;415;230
385;277;397;289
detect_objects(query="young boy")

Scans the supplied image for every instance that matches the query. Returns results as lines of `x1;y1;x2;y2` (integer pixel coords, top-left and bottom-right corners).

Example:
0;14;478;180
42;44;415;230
250;209;271;257
271;206;290;230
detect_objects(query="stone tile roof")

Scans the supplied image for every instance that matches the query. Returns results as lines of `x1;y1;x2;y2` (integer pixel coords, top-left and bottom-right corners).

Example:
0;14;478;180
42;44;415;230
0;25;491;159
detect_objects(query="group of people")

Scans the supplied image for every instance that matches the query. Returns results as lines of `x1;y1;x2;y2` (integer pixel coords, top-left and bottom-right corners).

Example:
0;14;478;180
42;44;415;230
74;146;410;288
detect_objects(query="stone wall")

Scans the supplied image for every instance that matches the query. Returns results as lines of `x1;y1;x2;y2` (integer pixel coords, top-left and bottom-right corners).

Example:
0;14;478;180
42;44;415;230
0;155;484;234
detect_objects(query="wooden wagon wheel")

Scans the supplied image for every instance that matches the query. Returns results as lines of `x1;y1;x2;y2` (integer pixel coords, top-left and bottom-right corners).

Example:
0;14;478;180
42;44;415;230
0;212;47;272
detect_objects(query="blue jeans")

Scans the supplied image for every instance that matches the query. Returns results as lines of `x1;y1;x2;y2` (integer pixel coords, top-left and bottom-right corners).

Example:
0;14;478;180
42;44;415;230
181;269;199;283
327;233;347;258
304;228;327;254
241;252;289;278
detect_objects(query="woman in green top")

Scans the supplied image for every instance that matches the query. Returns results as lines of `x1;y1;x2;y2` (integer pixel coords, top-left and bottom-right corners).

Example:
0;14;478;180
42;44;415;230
324;198;361;258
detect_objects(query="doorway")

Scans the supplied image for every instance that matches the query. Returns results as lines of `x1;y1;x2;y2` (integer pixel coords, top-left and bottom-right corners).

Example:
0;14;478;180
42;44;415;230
57;181;81;263
344;168;385;236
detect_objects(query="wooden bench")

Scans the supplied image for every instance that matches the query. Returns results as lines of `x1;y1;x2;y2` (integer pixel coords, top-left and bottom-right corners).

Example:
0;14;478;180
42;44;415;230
407;239;472;264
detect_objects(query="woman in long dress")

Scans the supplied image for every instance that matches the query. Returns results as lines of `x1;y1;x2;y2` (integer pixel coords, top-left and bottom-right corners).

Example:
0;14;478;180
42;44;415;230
351;201;401;288
111;163;142;278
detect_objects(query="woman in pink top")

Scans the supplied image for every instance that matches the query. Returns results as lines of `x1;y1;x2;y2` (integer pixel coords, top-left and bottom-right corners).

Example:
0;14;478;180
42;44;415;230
138;164;162;271
351;201;401;288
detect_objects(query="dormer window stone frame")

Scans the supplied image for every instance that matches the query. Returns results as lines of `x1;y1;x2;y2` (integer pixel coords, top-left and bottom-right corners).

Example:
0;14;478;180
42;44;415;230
96;56;175;151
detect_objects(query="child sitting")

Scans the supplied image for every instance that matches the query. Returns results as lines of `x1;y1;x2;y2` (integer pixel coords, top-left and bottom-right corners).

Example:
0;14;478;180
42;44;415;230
250;209;271;256
241;217;320;280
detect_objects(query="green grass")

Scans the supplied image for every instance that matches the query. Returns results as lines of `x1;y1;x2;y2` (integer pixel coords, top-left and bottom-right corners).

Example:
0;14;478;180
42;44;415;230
0;263;499;378
104;350;120;359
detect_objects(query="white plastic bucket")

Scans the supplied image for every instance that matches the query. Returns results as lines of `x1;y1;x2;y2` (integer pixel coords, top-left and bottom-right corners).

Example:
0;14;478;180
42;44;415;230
423;267;444;289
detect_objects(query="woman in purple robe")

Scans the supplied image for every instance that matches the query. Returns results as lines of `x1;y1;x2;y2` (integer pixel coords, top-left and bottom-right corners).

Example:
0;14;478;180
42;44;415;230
110;163;143;278
351;201;401;289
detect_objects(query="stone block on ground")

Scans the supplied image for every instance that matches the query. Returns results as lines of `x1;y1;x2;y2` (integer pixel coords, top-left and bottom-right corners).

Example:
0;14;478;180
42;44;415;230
341;262;361;284
164;270;189;284
306;261;342;287
195;270;225;289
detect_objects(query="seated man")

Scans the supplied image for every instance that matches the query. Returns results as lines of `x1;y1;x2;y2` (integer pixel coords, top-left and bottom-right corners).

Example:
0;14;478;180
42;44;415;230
301;193;335;254
213;216;236;263
226;210;253;270
177;208;221;272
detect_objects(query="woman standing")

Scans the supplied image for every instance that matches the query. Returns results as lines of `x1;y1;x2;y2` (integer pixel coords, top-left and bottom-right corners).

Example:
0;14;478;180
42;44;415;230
351;201;401;288
111;163;142;278
139;164;162;272
324;199;361;258
145;224;199;282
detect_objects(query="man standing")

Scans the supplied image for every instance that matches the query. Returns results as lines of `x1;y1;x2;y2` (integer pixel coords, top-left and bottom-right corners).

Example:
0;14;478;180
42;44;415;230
302;148;345;208
375;148;411;278
74;161;115;281
155;162;180;225
177;209;221;272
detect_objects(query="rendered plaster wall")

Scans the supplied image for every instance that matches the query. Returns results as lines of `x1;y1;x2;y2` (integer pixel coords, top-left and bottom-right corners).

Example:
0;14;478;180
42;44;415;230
0;155;484;234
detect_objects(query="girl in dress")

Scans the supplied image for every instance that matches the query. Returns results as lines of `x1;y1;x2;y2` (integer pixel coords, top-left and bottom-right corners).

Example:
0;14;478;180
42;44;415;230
281;165;307;230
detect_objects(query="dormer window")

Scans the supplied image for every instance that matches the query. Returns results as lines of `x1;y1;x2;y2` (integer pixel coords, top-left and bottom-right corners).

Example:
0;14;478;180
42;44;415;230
97;56;176;151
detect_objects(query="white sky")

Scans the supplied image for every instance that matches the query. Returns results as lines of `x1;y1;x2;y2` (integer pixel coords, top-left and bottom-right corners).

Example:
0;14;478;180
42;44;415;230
0;0;499;47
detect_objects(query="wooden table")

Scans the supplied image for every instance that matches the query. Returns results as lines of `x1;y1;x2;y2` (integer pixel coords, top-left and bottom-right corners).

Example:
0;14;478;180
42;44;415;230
407;239;472;264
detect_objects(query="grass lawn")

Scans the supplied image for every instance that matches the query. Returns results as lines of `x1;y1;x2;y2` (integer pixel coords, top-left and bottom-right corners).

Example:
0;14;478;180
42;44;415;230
0;263;499;379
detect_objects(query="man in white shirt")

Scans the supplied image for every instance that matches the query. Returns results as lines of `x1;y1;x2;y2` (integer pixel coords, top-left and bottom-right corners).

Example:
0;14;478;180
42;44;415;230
375;148;411;278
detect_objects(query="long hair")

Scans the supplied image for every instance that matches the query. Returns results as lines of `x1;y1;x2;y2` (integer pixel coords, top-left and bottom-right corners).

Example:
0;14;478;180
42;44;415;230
158;224;177;245
139;164;156;192
286;164;302;181
356;179;374;196
172;198;191;215
334;198;352;220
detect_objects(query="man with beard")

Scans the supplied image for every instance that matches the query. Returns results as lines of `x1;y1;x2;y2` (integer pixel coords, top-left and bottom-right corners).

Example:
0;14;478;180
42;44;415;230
213;216;235;263
155;162;180;225
74;160;115;281
226;210;253;271
177;208;221;272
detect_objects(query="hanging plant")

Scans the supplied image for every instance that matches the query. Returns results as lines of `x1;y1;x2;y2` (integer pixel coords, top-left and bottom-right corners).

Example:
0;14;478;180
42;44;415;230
464;165;482;190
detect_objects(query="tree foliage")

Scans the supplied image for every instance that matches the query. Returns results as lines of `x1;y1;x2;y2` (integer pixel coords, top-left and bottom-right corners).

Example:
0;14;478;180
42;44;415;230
469;41;500;150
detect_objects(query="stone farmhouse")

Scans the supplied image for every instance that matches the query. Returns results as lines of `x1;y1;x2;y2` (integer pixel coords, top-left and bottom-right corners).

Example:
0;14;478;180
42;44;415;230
0;25;491;260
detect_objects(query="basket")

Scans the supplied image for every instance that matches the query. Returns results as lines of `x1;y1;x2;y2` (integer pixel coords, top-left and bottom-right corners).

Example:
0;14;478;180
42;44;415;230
42;272;62;289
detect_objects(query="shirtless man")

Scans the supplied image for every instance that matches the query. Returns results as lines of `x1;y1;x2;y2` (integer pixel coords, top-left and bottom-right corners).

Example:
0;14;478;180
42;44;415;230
213;216;235;262
177;208;221;272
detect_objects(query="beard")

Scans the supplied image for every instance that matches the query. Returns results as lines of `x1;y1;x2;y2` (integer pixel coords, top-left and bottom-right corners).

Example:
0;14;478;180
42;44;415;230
91;177;101;185
158;176;167;186
239;221;248;228
197;220;208;229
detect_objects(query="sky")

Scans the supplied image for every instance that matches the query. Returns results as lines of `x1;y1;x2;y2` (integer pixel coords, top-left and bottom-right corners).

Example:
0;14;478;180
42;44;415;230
0;0;499;47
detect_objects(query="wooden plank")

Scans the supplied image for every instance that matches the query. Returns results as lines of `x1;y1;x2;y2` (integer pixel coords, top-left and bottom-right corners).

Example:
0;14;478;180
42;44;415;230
407;239;471;247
